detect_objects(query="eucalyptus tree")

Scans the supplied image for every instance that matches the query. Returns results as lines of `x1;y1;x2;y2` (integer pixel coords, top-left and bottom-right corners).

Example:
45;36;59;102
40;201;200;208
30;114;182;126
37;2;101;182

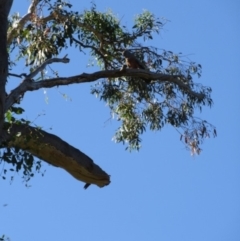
0;0;216;188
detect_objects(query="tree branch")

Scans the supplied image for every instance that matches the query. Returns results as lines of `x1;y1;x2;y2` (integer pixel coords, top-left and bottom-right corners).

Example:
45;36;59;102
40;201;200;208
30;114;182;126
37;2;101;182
2;123;110;188
27;0;39;14
33;9;108;51
5;68;205;112
7;0;39;45
27;56;70;79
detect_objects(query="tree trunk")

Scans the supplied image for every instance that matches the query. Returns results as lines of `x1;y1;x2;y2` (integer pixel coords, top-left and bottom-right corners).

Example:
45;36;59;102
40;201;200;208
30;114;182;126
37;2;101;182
0;0;13;139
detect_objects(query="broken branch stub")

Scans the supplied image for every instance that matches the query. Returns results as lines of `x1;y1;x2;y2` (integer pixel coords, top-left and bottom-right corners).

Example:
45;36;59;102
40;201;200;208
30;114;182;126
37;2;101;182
3;123;110;188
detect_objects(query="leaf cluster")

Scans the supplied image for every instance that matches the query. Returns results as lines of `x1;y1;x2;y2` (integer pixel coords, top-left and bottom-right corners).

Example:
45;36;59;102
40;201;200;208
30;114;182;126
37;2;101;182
1;105;43;184
0;146;43;184
6;1;216;157
0;235;10;241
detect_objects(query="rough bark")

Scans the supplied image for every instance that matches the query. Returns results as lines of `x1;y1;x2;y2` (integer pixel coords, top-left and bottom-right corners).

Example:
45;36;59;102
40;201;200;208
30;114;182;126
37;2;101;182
2;123;110;188
0;0;13;138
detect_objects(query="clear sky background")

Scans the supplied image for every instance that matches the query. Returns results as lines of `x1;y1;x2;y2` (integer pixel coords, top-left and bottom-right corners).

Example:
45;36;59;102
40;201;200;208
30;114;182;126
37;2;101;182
1;0;240;241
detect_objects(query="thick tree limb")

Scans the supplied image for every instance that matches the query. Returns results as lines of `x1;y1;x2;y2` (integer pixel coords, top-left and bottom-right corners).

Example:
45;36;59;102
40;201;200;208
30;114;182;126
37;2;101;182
5;68;205;112
2;123;110;188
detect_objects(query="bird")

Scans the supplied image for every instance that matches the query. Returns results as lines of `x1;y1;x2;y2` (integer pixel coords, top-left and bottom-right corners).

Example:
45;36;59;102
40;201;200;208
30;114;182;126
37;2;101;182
122;50;146;70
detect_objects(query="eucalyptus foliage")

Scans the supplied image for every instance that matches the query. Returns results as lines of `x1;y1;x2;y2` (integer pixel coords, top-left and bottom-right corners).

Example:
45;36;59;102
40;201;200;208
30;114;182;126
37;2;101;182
1;0;216;182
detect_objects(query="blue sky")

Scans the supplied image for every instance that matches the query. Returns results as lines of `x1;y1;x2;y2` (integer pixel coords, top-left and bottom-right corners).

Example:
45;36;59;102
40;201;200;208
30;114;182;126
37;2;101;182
1;0;240;241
